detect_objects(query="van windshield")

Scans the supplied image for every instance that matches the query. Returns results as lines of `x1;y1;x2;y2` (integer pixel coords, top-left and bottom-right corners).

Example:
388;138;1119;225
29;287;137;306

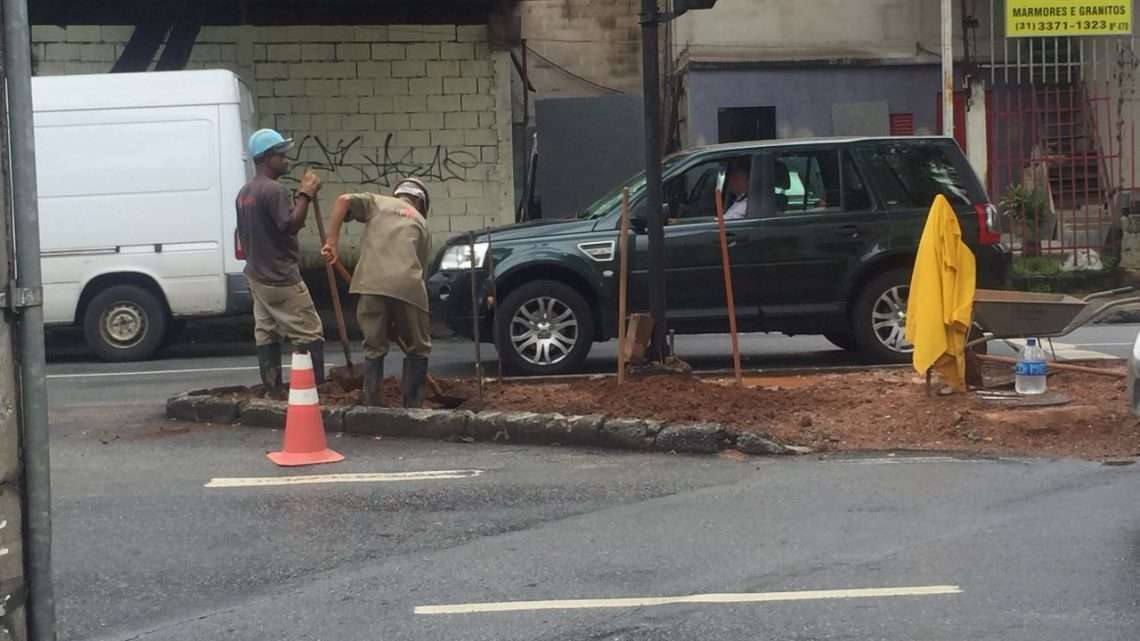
578;153;688;220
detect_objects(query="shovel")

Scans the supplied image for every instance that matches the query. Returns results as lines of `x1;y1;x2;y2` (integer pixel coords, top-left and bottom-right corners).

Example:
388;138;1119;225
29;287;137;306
310;198;361;390
321;237;466;408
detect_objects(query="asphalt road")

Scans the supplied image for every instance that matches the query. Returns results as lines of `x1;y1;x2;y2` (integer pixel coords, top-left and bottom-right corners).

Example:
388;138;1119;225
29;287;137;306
50;401;1140;641
41;318;1140;640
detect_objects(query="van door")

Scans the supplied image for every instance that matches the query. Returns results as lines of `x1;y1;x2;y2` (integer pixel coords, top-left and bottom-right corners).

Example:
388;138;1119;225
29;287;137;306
36;105;226;322
753;146;885;320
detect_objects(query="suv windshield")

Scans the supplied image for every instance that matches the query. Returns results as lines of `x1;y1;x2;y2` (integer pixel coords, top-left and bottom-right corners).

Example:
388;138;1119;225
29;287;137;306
578;153;688;219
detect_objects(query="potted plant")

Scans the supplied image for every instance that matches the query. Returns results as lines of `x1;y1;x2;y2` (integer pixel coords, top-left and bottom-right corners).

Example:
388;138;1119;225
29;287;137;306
1000;184;1049;256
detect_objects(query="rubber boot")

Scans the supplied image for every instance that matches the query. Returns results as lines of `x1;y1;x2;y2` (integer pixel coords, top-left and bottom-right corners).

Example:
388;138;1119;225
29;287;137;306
362;358;384;407
257;343;284;400
401;356;429;408
306;341;326;385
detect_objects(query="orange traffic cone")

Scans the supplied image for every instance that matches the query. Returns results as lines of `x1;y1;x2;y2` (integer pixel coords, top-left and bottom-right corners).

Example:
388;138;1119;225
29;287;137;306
267;351;345;467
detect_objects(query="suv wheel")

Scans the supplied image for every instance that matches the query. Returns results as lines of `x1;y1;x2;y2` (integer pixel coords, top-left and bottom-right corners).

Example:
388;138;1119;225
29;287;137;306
83;284;168;362
495;280;594;376
853;268;912;363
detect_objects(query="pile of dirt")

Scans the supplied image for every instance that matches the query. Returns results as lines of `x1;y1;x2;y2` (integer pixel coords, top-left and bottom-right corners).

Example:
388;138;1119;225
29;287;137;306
469;367;1140;460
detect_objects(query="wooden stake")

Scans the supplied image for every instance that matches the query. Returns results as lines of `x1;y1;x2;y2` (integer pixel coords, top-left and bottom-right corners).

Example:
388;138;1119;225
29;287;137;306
311;198;353;370
617;187;631;385
468;233;485;401
714;179;743;386
975;354;1126;379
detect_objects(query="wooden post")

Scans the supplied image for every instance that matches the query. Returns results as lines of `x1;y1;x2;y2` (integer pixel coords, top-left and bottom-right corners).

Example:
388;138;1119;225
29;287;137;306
714;175;743;386
617;187;631;384
311;198;353;370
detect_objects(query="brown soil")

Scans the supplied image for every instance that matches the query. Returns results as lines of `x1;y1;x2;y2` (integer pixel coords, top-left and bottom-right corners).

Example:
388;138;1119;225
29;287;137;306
465;367;1140;460
217;365;1140;460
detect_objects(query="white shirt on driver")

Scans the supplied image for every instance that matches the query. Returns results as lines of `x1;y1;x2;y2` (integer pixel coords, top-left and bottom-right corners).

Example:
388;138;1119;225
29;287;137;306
724;194;747;220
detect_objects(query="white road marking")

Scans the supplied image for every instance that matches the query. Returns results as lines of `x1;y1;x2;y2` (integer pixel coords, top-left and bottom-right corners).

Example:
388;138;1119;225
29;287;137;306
47;365;276;379
205;469;484;488
414;584;963;615
832;456;1005;466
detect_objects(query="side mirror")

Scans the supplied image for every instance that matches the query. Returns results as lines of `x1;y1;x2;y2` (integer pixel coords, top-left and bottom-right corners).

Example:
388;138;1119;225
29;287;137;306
630;215;648;233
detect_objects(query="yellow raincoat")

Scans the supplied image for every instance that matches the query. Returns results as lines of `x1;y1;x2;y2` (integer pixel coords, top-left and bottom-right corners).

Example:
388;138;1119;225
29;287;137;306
904;195;977;390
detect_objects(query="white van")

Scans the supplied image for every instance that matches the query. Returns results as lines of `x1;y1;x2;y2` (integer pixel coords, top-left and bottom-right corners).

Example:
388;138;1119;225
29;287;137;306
33;69;253;361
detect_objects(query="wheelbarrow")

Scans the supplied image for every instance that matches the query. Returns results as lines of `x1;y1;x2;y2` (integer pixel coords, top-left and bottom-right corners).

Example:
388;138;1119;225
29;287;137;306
968;286;1140;349
926;287;1140;393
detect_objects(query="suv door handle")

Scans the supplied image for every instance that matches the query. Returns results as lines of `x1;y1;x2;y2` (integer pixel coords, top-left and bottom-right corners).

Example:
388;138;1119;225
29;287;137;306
835;225;868;239
714;232;746;247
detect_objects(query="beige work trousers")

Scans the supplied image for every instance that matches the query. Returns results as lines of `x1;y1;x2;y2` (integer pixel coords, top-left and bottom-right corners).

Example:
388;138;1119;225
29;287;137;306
357;294;431;360
248;277;324;347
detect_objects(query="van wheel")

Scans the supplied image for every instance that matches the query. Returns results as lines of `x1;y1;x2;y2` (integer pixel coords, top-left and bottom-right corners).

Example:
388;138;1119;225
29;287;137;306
495;280;594;376
83;285;168;362
853;268;912;364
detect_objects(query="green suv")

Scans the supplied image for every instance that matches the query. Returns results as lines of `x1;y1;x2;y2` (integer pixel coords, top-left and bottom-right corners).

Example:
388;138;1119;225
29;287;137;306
428;136;1010;376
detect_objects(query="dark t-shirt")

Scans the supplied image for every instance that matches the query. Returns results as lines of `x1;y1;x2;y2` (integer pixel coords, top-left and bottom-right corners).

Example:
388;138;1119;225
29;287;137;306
236;176;301;286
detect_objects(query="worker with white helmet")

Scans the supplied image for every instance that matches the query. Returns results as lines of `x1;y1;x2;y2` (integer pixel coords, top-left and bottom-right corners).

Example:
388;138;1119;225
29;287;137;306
321;178;433;407
236;128;325;398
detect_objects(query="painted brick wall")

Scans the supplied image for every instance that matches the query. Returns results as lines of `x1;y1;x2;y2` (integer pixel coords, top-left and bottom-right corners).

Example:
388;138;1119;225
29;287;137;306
31;24;514;266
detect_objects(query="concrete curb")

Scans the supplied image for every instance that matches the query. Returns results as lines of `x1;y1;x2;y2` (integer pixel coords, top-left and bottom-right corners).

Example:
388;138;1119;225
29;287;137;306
165;391;805;457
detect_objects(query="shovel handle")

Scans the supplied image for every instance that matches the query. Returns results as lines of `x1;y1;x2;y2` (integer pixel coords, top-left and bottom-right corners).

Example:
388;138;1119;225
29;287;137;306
311;198;354;368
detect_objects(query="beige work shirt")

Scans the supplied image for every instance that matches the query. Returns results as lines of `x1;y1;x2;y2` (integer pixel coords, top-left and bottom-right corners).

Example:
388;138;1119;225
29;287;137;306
344;193;432;312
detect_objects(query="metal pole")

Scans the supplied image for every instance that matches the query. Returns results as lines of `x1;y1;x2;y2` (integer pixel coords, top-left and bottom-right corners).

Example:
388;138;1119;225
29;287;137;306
3;0;56;637
942;0;955;138
519;40;530;222
640;0;668;362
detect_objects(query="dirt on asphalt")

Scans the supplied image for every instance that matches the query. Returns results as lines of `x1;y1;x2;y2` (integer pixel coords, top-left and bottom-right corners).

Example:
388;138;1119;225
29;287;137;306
218;364;1140;460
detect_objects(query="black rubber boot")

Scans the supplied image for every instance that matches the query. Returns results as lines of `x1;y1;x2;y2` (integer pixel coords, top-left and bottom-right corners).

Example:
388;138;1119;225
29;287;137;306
306;341;326;385
362;358;384;406
256;343;284;400
401;356;429;408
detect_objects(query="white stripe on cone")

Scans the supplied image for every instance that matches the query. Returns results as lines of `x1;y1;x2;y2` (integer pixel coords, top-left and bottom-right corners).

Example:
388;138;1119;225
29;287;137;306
288;387;319;406
291;352;313;372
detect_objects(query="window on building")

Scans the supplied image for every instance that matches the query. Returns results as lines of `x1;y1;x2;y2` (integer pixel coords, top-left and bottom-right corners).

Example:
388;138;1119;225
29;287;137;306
889;113;915;136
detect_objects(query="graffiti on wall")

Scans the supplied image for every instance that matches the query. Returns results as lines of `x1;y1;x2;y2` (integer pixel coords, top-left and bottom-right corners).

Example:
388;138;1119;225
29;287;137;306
281;134;480;187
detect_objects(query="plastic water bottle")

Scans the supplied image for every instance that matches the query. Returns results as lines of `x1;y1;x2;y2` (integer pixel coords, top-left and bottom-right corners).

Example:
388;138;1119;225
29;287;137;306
1015;338;1048;395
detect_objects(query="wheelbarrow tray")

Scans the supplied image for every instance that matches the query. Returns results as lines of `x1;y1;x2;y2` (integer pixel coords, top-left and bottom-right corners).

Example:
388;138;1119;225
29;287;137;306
972;289;1088;338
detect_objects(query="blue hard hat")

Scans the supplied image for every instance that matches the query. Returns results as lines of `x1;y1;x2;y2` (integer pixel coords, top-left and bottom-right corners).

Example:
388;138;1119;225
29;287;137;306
247;128;292;159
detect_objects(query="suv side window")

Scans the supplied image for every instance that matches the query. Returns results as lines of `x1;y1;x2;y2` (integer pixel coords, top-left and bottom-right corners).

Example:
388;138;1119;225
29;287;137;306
774;150;841;213
842;152;873;211
855;142;973;208
633;154;752;223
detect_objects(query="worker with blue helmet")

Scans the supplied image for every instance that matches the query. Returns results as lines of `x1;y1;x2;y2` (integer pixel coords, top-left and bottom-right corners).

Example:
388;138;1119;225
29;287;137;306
235;128;326;396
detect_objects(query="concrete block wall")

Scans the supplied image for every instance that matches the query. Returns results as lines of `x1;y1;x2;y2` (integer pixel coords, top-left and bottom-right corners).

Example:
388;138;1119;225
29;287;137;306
517;0;643;97
31;24;514;266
